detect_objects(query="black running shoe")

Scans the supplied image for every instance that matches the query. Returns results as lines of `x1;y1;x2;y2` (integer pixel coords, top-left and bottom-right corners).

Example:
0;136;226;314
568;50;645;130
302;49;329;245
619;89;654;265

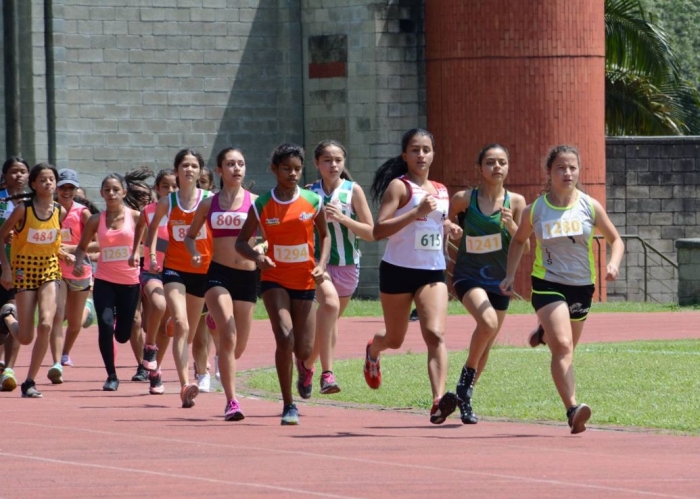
567;404;592;434
409;308;419;322
528;324;546;348
459;399;478;424
103;374;119;391
131;364;148;382
21;379;42;398
430;392;458;424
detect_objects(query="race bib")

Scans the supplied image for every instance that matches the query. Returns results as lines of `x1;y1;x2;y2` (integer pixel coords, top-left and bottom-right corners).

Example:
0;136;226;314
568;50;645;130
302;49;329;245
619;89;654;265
210;212;247;230
465;234;502;254
542;219;584;240
172;224;207;242
101;246;130;262
28;228;58;245
414;230;442;251
61;228;73;242
273;243;309;263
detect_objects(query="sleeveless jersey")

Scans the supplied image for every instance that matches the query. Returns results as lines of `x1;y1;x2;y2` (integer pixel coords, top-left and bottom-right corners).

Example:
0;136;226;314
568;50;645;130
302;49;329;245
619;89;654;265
530;190;596;286
309;179;360;266
164;189;213;274
0;189;18;261
452;189;512;294
59;201;92;280
253;188;322;290
144;202;169;270
207;190;252;239
382;176;450;270
95;209;140;285
11;200;62;289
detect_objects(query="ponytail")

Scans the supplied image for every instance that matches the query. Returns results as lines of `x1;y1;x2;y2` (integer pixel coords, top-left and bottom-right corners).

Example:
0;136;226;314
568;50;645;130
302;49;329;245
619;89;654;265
370;156;408;204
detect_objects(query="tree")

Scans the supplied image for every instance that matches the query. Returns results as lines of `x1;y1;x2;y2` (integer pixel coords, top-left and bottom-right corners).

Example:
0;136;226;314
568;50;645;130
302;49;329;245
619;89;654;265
605;0;700;135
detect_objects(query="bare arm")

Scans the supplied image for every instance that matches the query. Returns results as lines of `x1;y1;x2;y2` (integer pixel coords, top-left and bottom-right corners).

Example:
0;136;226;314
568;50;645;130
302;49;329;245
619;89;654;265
499;204;534;295
446;190;470;274
507;192;530;254
591;198;625;281
235;206;271;267
313;207;330;283
128;210;148;268
184;196;212;269
143;196;169;272
72;214;100;277
0;205;25;289
373;179;436;240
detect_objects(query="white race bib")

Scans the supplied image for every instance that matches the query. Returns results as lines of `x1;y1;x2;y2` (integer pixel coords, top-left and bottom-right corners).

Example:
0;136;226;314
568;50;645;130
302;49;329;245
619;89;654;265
465;234;502;254
542;219;584;240
210;212;246;230
172;224;207;242
273;243;309;263
101;246;130;262
61;228;73;242
28;228;58;245
414;230;442;251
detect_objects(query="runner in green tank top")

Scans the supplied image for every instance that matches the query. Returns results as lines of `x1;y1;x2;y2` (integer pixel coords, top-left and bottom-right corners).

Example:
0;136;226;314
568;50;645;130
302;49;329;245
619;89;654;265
446;144;528;424
297;140;374;397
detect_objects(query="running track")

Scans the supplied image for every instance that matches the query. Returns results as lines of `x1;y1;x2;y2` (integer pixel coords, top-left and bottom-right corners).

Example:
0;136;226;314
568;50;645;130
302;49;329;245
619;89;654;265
1;312;699;499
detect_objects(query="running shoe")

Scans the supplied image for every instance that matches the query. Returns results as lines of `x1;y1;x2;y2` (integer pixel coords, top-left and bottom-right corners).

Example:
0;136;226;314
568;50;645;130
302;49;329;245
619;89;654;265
295;357;314;399
141;344;158;371
82;298;95;328
131;364;148;382
319;371;341;395
148;369;164;395
103;374;119;391
280;403;299;425
61;354;74;367
429;392;458;425
528;324;546;348
1;367;17;392
165;317;174;337
197;372;211;393
0;360;4;374
409;308;419;322
180;383;199;408
567;403;592;434
224;398;245;421
21;379;42;398
363;339;381;389
459;399;479;424
47;363;64;385
205;313;216;330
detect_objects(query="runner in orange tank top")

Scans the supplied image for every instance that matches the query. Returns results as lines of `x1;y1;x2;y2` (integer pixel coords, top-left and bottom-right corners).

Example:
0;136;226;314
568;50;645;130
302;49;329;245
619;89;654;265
144;149;212;409
236;143;330;425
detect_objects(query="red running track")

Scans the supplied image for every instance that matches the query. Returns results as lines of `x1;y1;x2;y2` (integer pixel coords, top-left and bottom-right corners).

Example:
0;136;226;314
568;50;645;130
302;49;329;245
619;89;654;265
1;312;699;498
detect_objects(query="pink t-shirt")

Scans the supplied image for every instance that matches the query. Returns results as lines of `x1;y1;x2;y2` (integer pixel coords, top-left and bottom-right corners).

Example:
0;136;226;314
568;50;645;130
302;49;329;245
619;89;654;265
59;201;92;280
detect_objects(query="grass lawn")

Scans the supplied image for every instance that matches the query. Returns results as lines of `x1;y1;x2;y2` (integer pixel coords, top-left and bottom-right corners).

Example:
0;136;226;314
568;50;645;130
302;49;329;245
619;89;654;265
243;339;700;435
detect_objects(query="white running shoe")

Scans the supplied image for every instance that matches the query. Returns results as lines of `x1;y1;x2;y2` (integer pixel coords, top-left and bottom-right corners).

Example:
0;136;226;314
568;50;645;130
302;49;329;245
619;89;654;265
197;372;211;393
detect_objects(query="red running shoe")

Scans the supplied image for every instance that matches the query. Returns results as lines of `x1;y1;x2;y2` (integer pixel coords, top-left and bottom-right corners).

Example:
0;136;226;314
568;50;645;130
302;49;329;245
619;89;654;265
363;339;381;389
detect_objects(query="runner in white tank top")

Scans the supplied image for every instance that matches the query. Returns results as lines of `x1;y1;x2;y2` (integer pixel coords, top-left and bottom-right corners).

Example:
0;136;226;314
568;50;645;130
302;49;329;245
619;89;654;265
363;128;462;426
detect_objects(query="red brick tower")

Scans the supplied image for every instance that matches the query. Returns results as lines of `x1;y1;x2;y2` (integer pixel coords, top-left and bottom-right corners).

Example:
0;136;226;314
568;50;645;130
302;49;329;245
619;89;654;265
425;1;606;299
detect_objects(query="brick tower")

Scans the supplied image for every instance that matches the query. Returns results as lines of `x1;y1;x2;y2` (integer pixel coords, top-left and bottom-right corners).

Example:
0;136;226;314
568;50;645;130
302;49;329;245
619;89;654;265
425;1;606;299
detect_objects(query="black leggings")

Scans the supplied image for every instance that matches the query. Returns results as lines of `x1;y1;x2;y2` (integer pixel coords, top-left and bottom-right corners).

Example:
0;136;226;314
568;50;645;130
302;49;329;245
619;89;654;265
93;278;140;376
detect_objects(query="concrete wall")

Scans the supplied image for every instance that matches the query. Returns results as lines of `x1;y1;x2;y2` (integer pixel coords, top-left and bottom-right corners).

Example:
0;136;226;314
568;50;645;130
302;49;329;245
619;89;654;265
605;137;698;303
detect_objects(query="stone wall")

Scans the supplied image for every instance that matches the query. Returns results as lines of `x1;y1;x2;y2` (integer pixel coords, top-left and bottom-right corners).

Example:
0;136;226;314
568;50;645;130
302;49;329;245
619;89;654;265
605;137;698;303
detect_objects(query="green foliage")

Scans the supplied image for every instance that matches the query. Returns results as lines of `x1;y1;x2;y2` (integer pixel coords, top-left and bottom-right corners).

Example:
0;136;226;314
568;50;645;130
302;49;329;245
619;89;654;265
245;339;700;434
605;0;700;134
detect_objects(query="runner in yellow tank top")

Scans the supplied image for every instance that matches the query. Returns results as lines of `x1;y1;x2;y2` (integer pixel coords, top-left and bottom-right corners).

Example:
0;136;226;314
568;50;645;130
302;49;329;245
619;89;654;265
0;164;72;398
236;143;330;425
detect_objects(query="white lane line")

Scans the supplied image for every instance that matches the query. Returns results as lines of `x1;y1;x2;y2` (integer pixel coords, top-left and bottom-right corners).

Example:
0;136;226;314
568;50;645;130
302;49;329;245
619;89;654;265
2;422;697;499
0;452;366;499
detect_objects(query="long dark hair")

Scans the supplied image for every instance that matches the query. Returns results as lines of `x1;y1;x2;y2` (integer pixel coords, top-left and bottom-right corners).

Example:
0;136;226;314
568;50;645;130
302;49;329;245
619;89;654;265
3;163;59;202
370;128;434;204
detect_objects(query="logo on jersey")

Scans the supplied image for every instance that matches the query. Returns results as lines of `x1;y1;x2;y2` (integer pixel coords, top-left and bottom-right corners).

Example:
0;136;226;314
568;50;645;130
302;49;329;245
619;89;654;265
266;218;280;226
298;212;314;221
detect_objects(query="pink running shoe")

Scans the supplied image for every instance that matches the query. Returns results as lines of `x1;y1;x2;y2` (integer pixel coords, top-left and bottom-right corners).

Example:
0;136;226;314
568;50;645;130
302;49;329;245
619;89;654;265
148;370;164;395
180;383;199;408
141;344;158;371
320;371;341;394
205;313;216;330
224;399;245;421
61;354;74;367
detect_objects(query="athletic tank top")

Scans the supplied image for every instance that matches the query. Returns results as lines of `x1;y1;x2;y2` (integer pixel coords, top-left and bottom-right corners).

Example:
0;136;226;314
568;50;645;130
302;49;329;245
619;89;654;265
309;179;360;266
59;201;92;280
144;202;169;270
207;190;252;238
0;189;18;261
253;187;322;290
95;209;140;285
452;189;511;294
382;176;449;270
164;189;213;274
530;190;596;286
11;200;62;285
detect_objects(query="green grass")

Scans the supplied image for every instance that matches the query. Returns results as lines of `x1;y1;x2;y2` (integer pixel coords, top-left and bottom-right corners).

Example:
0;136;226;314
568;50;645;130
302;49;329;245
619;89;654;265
252;298;685;320
244;339;700;434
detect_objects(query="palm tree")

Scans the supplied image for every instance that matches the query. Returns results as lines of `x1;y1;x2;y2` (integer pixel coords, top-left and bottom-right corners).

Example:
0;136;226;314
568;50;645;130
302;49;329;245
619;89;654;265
605;0;700;135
